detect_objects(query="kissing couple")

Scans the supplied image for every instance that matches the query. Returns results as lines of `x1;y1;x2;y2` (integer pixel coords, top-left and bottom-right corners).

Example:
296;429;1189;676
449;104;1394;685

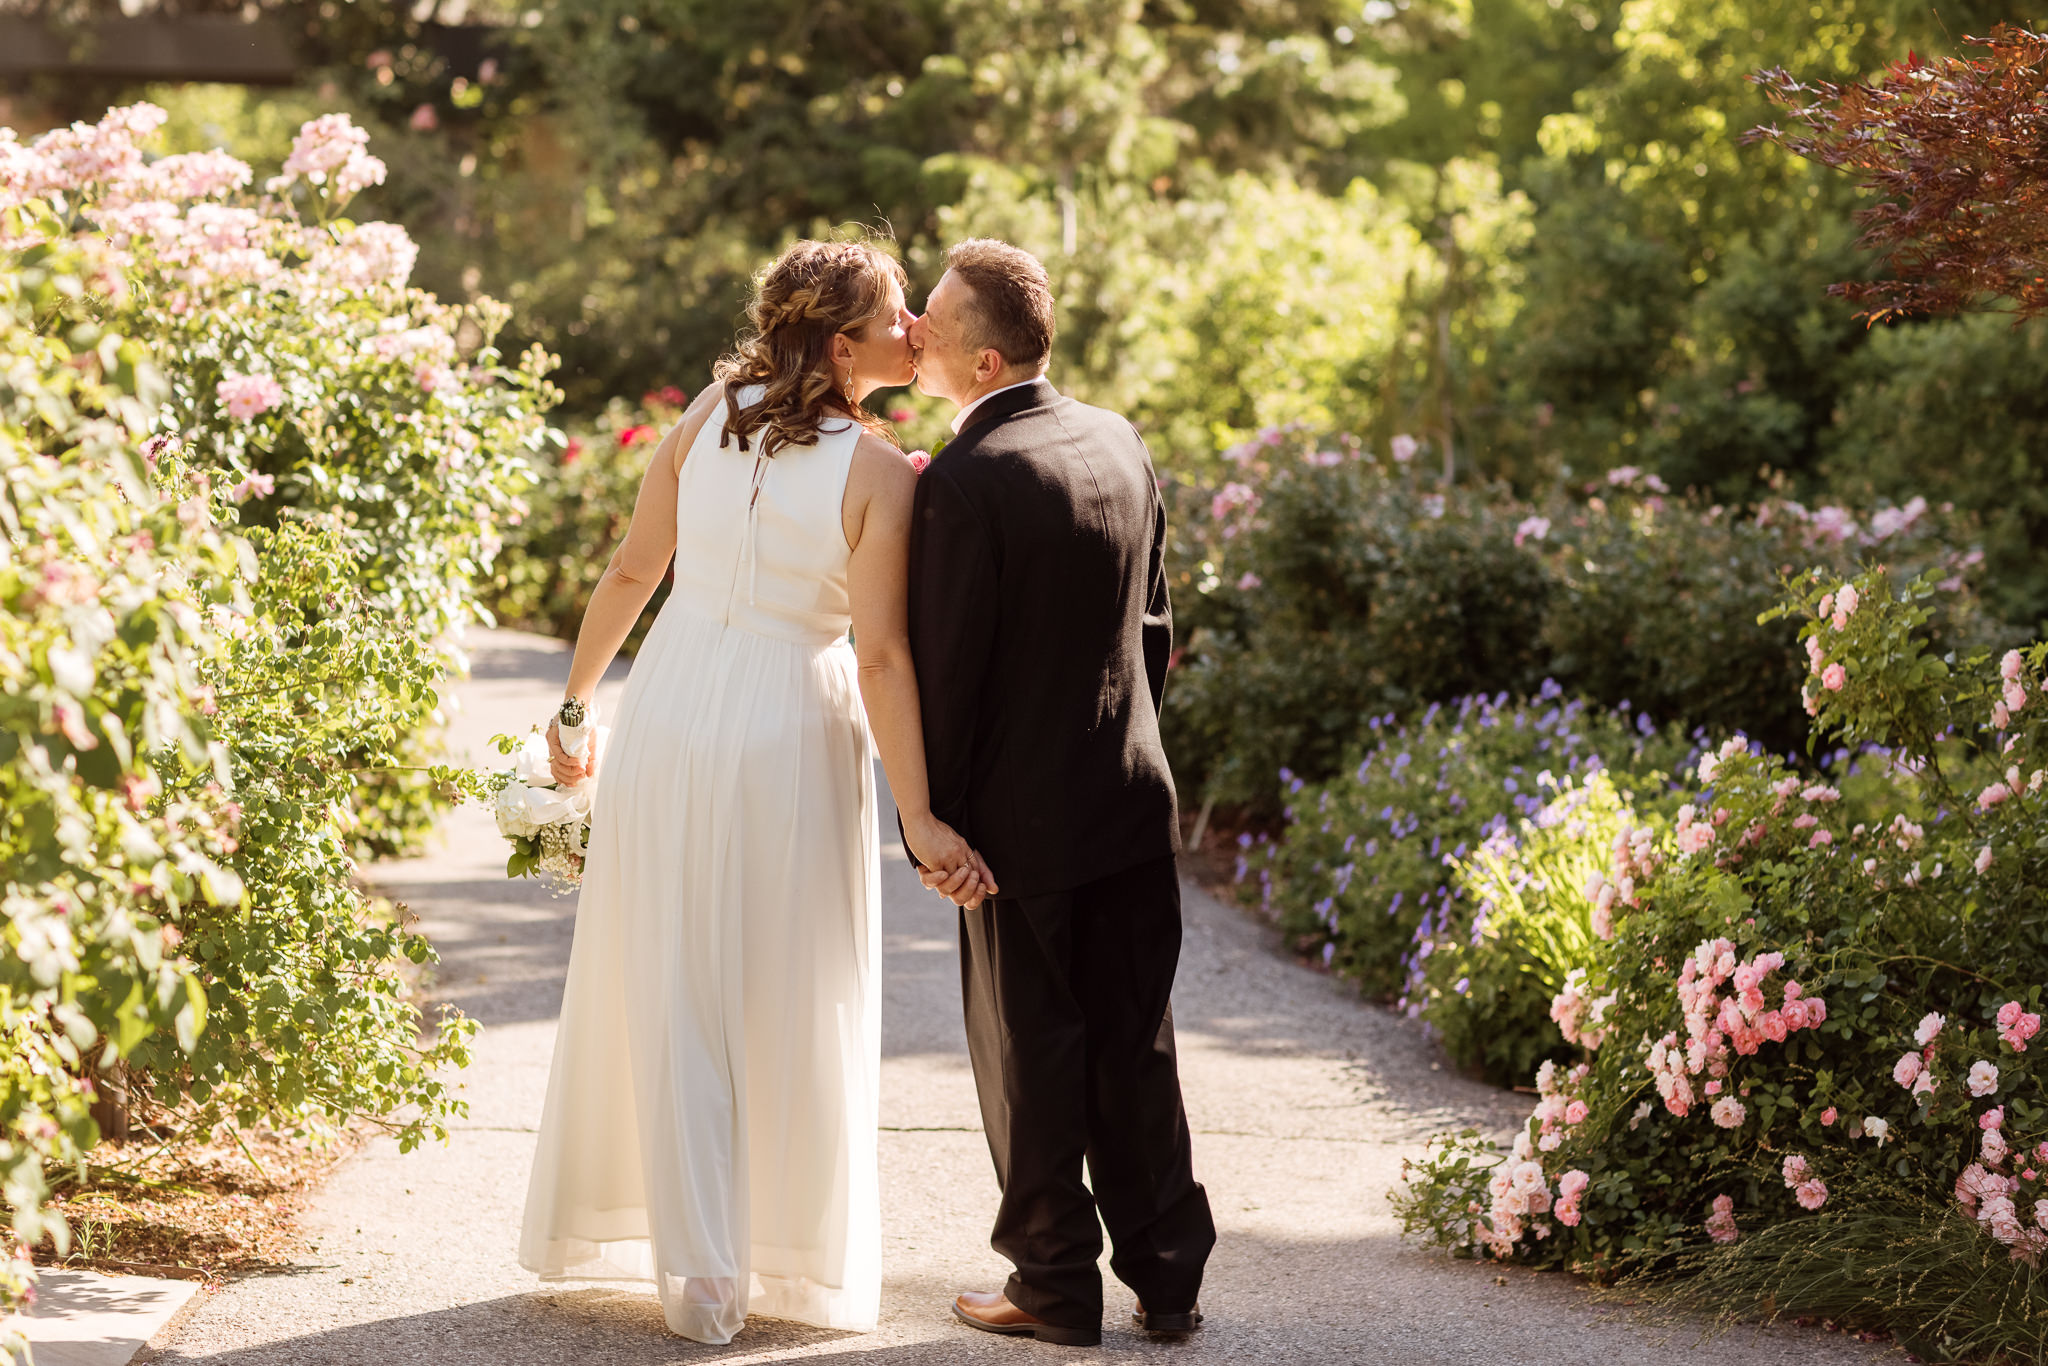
517;236;1216;1348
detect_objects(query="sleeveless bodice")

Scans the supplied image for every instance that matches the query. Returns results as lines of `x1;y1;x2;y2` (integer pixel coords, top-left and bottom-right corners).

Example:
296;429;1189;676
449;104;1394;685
667;386;859;648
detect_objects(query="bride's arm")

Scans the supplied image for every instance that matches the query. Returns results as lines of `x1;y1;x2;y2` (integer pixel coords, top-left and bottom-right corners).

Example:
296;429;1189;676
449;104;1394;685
548;386;721;782
845;434;994;900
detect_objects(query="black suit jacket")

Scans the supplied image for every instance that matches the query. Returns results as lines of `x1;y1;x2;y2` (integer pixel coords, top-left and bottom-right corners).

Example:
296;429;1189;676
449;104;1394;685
905;379;1179;900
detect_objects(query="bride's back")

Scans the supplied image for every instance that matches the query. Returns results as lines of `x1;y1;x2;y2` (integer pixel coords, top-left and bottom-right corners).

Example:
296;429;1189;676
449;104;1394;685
667;383;861;649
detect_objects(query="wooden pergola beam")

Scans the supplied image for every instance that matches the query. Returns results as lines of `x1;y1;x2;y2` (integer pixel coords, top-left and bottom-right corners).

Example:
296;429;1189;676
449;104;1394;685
0;14;507;88
0;15;302;86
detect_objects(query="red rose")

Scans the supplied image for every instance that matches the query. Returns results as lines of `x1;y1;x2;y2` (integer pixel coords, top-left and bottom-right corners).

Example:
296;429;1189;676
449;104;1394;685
561;438;585;467
618;424;654;449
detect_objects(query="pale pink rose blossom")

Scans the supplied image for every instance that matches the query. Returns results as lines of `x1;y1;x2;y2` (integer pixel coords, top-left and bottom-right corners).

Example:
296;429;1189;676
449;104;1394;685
2005;680;2029;713
2002;648;2026;681
1894;1052;1924;1089
216;372;284;421
1705;1193;1739;1244
228;472;275;502
1996;1001;2040;1052
1977;845;1996;875
1915;1012;1946;1046
1794;1179;1829;1211
1821;662;1847;691
1969;1060;2000;1097
1820;1106;1838;1126
1978;782;2012;810
1993;701;2012;728
1985;1128;2010;1167
1808;829;1833;848
1781;1154;1810;1187
1710;1096;1746;1128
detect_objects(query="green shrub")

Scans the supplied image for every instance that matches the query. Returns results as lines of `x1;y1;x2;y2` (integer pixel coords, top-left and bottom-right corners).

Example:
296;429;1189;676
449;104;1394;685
1393;566;2048;1355
1165;428;1996;815
0;229;245;1339
1418;770;1660;1087
1;105;532;1327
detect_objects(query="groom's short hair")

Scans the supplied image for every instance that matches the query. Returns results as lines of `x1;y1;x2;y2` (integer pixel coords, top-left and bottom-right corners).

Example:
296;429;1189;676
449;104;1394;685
945;239;1054;373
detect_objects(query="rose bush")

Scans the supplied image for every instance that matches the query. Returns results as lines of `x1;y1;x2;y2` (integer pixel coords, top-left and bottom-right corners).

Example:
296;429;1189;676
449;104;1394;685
0;104;546;1338
5;101;556;857
1393;567;2048;1359
482;387;689;655
0;228;246;1348
1162;427;1997;817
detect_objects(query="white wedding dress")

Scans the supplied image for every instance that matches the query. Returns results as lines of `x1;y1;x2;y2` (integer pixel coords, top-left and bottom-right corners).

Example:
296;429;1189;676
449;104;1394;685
519;386;882;1344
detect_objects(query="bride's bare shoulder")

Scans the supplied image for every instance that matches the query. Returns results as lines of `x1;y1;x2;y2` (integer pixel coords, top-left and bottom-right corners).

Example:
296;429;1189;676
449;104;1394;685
666;383;727;473
849;431;920;488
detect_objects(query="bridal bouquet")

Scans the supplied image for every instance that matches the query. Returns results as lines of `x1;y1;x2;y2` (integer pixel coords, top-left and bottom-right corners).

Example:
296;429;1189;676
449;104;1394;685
486;697;608;890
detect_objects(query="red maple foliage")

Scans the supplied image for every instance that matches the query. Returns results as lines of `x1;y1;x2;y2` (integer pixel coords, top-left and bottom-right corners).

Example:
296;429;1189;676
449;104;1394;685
1748;25;2048;324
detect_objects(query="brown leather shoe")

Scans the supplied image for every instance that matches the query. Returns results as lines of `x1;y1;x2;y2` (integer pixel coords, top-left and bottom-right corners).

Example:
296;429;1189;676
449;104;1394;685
952;1290;1101;1347
1133;1300;1204;1335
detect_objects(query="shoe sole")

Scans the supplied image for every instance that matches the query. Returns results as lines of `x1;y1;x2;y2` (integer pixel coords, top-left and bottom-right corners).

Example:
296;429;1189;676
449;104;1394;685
1134;1309;1204;1336
952;1302;1102;1347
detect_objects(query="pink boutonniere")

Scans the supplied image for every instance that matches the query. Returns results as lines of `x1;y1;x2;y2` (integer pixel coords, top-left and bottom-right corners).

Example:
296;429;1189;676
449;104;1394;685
907;449;931;473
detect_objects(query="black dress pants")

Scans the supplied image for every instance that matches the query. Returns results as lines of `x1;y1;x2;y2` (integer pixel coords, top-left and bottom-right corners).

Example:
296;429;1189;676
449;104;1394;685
958;853;1216;1330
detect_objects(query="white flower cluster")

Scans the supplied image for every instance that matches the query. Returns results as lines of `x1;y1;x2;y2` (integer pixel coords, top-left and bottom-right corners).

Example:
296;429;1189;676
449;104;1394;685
490;710;607;889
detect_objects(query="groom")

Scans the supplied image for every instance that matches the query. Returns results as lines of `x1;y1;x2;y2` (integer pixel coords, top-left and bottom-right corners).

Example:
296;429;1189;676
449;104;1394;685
901;239;1216;1348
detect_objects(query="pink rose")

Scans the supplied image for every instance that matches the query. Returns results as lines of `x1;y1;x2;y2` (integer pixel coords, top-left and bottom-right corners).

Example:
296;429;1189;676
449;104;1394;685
1894;1052;1923;1089
1822;662;1847;692
1794;1178;1829;1211
1820;1106;1838;1126
216;372;284;422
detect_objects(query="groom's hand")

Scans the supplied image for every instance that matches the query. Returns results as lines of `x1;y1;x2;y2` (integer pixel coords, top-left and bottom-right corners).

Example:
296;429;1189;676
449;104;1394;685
919;852;998;909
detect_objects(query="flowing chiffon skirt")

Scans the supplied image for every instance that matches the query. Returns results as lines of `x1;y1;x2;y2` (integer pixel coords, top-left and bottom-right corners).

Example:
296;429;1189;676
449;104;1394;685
518;595;882;1344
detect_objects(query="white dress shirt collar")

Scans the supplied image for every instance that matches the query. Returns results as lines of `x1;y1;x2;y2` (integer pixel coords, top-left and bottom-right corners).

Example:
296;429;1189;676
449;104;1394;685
949;377;1048;436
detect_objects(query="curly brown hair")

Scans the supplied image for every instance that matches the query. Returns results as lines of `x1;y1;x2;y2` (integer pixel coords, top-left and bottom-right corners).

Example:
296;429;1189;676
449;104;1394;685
713;239;907;458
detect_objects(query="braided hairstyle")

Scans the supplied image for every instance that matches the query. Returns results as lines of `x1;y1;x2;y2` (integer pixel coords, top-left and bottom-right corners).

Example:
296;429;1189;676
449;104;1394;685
714;239;907;458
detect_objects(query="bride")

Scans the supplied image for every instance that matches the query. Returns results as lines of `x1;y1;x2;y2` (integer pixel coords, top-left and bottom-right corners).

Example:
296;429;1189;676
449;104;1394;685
517;239;990;1343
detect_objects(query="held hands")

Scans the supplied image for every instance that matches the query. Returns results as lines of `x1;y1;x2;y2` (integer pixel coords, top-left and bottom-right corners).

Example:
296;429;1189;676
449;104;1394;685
903;812;998;910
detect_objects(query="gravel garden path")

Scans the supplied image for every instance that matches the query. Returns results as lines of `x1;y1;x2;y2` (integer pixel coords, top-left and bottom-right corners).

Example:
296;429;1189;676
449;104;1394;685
144;629;1894;1365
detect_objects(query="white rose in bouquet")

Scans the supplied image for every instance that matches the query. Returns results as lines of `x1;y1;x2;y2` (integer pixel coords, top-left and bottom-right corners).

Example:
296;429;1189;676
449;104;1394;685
492;779;545;839
512;731;553;787
481;701;610;891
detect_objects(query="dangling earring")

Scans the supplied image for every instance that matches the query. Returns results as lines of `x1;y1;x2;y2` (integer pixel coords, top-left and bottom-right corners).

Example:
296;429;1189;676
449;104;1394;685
843;368;857;408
